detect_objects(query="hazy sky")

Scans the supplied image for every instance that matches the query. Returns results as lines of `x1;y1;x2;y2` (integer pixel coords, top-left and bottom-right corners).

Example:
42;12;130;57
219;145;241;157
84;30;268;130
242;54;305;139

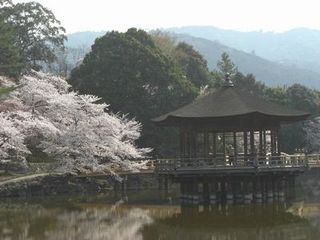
15;0;320;33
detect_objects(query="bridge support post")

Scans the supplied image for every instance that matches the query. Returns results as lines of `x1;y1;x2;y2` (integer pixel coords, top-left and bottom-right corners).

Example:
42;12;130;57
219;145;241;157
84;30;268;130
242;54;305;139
234;180;243;203
226;178;234;204
164;177;169;192
278;177;285;202
191;178;199;205
121;175;128;193
158;176;163;190
209;179;217;204
273;176;279;201
254;176;263;203
286;175;296;201
267;175;274;202
244;178;253;204
203;181;209;205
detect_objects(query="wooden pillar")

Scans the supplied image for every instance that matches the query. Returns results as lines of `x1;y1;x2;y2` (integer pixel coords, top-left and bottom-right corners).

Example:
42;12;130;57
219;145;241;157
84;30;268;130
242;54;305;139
192;178;199;205
210;178;218;204
121;175;128;193
204;131;209;157
267;175;274;201
222;132;226;162
192;131;196;158
234;178;243;203
276;128;280;155
179;129;184;157
213;132;216;158
185;131;190;158
180;180;185;201
233;132;237;165
244;132;248;161
278;177;285;201
244;177;253;204
158;177;163;190
259;130;263;155
250;130;255;155
226;178;234;202
263;130;267;155
270;130;274;155
203;181;209;204
220;178;226;202
254;176;263;203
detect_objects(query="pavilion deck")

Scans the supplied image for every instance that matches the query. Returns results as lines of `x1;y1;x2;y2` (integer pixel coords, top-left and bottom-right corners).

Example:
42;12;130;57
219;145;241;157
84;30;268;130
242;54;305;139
155;154;320;175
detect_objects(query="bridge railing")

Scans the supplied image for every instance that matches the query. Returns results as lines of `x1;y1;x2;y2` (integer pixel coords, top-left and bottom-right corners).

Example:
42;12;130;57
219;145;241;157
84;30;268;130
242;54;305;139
306;154;320;167
155;154;309;172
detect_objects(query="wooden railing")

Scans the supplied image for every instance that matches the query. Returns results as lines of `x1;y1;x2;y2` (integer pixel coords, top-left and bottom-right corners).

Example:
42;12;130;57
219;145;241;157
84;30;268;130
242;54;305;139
306;154;320;167
155;154;310;173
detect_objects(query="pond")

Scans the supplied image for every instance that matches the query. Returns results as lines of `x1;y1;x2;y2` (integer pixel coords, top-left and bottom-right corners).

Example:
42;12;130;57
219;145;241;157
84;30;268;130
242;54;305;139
0;190;320;240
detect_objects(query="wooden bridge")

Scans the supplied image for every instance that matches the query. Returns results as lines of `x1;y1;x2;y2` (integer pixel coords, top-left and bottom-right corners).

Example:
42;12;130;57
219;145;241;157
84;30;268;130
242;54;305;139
154;154;320;175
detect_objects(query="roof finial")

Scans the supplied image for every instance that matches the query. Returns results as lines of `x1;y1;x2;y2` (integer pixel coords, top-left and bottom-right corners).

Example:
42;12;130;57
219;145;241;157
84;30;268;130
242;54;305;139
224;72;234;87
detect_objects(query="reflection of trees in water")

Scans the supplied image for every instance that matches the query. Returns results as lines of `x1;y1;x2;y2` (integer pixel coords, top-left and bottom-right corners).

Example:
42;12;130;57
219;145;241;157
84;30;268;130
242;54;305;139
45;207;153;240
142;203;320;240
2;200;320;240
0;201;153;240
0;203;57;240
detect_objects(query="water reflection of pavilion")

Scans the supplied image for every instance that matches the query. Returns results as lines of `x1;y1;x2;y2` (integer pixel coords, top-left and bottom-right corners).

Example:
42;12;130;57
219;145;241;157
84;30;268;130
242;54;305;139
142;203;319;240
153;75;310;204
1;198;320;240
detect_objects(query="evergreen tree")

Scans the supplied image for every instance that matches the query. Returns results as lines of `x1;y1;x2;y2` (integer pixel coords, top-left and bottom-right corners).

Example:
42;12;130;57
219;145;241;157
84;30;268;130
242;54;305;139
0;0;66;74
217;52;238;76
0;20;21;76
69;28;198;155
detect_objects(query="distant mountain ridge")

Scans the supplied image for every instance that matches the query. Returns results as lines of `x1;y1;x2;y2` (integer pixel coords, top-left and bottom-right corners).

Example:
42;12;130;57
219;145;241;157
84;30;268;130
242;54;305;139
174;34;320;88
66;31;106;48
65;29;320;88
167;26;320;74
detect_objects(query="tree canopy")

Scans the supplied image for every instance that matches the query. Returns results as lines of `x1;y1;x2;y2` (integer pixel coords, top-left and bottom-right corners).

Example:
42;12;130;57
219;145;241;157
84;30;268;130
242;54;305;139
0;19;21;76
217;52;238;76
0;72;149;173
0;0;66;74
151;32;213;88
69;28;199;154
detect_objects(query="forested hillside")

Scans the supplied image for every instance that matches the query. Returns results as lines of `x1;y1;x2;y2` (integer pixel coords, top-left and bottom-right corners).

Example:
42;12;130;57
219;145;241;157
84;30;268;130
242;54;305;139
174;34;320;88
65;31;320;88
168;26;320;74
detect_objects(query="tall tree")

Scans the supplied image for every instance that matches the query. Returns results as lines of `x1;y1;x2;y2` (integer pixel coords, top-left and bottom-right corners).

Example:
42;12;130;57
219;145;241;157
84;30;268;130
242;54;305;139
0;0;66;73
69;28;197;154
173;42;212;88
151;32;213;88
0;19;21;76
216;52;238;76
0;72;150;173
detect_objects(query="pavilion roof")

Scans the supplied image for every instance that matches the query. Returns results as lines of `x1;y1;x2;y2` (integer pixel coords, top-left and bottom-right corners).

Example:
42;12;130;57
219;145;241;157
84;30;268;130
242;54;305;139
153;85;310;126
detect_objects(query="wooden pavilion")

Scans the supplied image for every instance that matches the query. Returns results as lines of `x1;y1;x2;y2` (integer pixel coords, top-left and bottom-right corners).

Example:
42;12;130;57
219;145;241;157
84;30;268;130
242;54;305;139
153;76;310;204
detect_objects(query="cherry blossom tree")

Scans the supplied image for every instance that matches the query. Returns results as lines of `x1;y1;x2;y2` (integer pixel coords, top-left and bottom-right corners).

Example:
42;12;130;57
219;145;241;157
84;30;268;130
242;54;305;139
0;71;150;173
0;113;30;169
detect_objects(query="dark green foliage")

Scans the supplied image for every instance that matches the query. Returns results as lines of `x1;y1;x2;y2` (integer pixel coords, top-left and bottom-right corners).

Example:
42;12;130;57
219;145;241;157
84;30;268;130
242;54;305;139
151;32;213;88
286;84;320;113
279;84;320;153
217;52;238;76
173;42;212;88
0;0;66;74
69;28;198;155
0;20;21;77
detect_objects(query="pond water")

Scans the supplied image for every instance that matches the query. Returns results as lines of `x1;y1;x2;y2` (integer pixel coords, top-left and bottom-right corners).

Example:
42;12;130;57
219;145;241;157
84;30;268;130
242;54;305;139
1;190;320;240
